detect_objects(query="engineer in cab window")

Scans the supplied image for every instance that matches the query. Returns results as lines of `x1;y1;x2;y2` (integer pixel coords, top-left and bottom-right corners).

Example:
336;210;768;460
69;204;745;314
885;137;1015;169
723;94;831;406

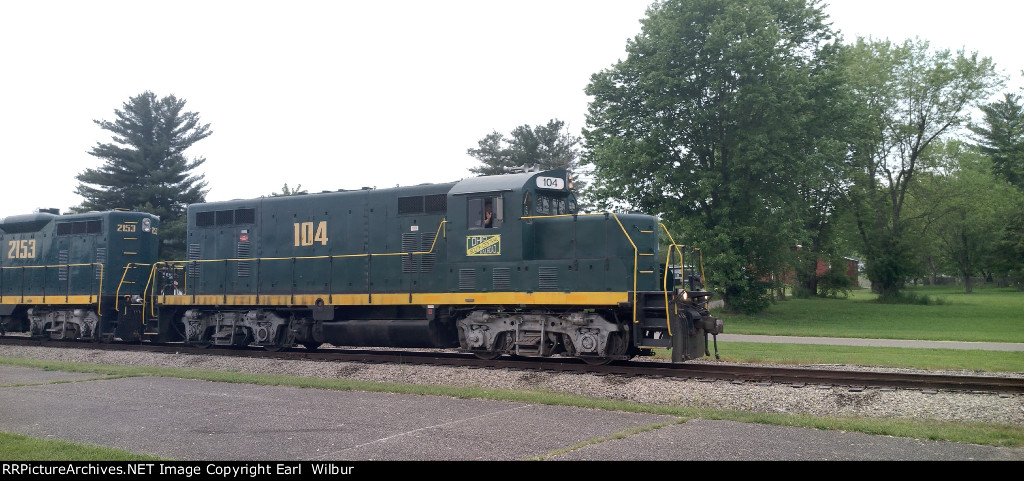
483;201;494;228
469;196;502;229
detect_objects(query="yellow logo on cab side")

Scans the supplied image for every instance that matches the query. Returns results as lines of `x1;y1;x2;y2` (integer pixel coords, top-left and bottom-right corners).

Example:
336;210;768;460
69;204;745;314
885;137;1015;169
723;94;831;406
466;235;500;256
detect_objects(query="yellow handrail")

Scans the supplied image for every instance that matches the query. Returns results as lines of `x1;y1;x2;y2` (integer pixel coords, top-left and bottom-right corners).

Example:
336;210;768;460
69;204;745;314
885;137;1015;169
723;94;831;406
608;213;641;324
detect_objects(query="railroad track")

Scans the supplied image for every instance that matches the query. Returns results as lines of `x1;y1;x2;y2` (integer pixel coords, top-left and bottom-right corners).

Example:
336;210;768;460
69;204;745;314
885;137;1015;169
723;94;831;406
2;336;1022;395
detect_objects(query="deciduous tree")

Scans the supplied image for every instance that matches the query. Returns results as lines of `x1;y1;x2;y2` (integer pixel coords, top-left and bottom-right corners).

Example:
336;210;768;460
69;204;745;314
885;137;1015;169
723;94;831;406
582;0;842;312
839;38;1001;299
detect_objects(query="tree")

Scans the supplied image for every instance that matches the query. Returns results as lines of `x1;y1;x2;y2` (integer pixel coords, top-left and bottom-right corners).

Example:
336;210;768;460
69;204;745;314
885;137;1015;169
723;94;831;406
912;141;1013;293
839;38;1001;300
971;92;1024;190
467;119;581;176
74;91;212;260
272;184;307;196
969;90;1024;288
992;196;1024;289
582;0;843;313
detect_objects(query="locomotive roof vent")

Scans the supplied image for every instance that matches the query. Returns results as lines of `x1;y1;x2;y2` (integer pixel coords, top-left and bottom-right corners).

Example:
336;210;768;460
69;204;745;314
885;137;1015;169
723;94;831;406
38;208;60;215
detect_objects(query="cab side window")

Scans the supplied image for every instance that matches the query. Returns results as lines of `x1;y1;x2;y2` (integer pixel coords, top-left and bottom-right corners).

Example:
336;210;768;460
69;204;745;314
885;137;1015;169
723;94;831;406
468;195;503;229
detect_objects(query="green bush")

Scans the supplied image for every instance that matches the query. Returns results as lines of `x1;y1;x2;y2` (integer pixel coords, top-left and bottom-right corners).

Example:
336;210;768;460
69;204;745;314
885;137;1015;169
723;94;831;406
818;263;853;299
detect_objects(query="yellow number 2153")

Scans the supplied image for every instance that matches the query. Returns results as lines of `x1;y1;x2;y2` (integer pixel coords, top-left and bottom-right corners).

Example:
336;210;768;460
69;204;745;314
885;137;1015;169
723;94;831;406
6;239;37;259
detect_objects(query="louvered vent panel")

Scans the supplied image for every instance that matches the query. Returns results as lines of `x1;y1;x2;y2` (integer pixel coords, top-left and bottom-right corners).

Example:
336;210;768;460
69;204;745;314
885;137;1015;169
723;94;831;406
420;232;436;272
187;244;201;279
94;248;106;280
492;268;510;290
539;266;559;290
236;241;251;277
459;269;477;290
58;250;69;281
402;233;418;273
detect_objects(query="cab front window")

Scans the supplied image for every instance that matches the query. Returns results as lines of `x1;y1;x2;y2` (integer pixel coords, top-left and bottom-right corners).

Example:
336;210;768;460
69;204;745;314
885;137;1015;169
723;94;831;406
534;193;578;215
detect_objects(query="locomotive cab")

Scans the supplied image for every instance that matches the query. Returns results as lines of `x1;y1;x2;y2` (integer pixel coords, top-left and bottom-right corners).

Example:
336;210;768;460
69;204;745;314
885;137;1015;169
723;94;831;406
446;169;721;363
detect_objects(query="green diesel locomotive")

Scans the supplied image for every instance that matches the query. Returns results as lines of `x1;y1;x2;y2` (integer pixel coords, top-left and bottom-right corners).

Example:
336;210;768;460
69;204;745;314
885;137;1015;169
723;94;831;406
0;209;160;341
151;169;722;363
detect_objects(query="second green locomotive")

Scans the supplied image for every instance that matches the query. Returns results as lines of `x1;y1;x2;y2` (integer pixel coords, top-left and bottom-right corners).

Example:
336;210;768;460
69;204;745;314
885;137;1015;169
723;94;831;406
0;209;160;341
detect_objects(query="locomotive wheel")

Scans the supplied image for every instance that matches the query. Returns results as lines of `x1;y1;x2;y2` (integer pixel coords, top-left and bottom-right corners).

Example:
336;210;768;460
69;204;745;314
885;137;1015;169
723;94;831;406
473;350;502;360
579;332;627;365
262;329;295;352
607;332;629;358
580;356;612;366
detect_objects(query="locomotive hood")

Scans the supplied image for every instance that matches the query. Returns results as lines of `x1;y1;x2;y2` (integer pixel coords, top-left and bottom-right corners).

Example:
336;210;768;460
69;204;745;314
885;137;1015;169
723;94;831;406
0;212;57;233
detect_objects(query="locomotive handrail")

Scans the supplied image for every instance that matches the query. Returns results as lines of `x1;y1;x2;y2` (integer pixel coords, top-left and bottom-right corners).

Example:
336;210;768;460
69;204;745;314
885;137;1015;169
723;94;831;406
114;263;152;312
658;223;709;336
659;224;689;336
608;213;641;325
145;220;449;312
0;263;105;315
143;262;163;317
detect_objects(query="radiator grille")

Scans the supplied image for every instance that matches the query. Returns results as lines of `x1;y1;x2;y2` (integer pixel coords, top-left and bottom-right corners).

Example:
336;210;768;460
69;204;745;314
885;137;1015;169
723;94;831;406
538;266;559;290
492;268;510;290
58;250;69;281
398;196;424;215
420;232;436;273
459;269;477;290
187;244;201;278
94;248;106;280
402;233;418;273
425;194;447;213
236;241;251;277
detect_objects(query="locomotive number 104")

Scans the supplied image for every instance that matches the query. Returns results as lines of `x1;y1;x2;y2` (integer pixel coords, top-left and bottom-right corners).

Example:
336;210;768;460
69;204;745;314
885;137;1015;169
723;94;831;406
293;221;329;246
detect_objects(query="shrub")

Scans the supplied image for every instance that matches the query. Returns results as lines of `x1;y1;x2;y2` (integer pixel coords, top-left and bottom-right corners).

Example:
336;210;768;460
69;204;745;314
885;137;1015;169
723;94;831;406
817;262;853;299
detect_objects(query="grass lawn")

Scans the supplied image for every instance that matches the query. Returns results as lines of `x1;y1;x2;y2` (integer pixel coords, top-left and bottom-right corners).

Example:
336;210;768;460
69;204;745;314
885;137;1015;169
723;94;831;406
715;284;1024;343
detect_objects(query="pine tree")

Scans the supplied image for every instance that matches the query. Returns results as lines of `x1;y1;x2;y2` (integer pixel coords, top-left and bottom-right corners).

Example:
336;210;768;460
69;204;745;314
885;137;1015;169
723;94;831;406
971;92;1024;190
74;91;212;260
467;119;580;176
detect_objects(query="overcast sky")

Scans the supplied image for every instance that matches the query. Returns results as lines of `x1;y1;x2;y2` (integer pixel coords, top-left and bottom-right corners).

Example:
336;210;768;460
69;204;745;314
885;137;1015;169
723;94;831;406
2;0;1020;218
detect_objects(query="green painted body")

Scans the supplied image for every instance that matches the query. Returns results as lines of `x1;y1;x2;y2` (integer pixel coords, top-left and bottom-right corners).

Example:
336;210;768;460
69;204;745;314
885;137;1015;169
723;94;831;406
0;210;160;340
183;170;667;297
171;169;721;362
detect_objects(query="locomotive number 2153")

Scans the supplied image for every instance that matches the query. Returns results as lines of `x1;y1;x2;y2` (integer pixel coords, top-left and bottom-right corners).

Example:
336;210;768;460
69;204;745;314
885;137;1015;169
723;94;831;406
6;239;37;259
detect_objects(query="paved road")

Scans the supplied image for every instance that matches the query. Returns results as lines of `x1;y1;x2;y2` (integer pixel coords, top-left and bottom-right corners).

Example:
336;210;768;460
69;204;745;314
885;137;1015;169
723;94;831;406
1;364;1022;464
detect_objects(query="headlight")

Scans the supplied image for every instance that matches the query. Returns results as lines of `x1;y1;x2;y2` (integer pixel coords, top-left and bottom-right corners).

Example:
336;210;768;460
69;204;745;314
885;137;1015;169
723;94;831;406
142;218;152;232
